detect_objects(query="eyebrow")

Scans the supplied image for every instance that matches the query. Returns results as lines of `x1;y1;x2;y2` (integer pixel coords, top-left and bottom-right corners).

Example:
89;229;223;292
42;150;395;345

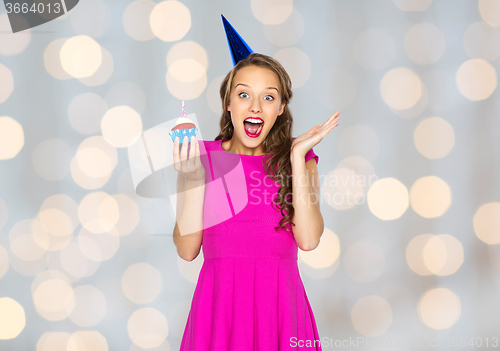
235;83;279;93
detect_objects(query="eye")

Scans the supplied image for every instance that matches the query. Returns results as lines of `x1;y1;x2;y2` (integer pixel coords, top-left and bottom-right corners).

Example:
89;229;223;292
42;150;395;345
239;92;249;98
264;95;274;101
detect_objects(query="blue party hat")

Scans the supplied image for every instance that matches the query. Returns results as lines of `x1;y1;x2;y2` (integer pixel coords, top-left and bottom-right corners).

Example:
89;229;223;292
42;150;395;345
221;14;254;66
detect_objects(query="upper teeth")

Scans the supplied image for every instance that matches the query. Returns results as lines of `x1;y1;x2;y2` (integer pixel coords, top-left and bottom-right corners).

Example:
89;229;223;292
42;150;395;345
245;118;262;124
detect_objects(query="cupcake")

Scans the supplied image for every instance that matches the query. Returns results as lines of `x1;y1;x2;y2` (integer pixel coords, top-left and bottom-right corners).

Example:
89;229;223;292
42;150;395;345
169;116;198;147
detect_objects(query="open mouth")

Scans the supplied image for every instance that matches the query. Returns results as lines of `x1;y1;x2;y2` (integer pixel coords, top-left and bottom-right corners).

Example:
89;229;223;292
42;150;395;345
243;117;264;138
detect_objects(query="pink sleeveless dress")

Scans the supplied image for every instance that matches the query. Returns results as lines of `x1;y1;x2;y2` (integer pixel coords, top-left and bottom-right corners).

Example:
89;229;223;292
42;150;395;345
179;139;322;351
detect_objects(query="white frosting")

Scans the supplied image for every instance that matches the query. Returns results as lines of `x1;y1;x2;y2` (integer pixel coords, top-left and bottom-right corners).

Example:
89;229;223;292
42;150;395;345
175;117;193;126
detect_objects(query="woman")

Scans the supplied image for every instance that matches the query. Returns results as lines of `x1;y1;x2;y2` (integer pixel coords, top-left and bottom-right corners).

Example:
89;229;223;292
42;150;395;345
173;53;340;350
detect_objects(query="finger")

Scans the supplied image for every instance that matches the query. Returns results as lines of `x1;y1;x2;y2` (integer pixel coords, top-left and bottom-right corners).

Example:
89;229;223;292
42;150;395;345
325;121;339;130
194;137;200;166
188;136;195;165
314;122;331;134
180;135;188;162
321;122;338;135
324;117;341;131
173;136;180;169
314;121;337;137
333;112;341;123
308;126;321;133
195;139;204;171
323;111;341;127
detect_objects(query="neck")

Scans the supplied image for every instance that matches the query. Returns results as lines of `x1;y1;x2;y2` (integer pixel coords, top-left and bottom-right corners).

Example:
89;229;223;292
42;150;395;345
222;137;265;156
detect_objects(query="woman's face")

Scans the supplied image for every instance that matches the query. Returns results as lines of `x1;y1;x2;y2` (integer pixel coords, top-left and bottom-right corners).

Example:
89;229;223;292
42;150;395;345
227;65;285;147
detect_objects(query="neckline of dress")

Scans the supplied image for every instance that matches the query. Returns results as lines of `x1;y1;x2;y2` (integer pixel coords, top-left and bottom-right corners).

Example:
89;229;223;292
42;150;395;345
218;139;266;157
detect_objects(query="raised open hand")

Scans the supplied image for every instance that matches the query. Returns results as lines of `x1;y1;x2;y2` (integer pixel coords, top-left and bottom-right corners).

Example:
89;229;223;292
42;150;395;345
291;110;341;159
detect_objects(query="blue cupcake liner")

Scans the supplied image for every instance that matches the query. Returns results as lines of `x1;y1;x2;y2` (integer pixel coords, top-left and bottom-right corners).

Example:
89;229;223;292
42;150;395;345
169;128;198;145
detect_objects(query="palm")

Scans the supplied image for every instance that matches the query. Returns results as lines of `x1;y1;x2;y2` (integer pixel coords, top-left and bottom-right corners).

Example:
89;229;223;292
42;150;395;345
291;111;341;157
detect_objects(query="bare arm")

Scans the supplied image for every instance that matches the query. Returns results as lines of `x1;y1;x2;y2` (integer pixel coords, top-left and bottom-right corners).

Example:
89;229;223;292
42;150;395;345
172;136;205;261
289;110;340;250
290;155;324;251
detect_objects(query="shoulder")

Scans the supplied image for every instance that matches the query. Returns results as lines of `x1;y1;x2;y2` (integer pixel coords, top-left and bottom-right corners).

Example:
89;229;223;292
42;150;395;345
197;139;219;150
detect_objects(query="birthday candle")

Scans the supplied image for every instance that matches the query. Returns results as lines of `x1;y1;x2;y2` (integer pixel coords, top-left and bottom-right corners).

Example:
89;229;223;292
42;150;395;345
182;100;185;118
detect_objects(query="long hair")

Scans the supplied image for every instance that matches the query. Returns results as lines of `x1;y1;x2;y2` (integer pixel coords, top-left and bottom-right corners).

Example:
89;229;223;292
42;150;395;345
215;53;296;234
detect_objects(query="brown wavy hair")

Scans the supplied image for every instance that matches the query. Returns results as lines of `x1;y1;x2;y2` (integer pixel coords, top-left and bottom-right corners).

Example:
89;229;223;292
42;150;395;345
215;53;296;234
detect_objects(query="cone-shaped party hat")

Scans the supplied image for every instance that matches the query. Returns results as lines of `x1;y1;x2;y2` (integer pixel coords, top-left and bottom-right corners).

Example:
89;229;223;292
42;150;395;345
221;14;254;66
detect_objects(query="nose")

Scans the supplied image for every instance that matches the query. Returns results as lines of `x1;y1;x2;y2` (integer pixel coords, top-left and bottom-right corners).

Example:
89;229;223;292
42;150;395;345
249;98;262;114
